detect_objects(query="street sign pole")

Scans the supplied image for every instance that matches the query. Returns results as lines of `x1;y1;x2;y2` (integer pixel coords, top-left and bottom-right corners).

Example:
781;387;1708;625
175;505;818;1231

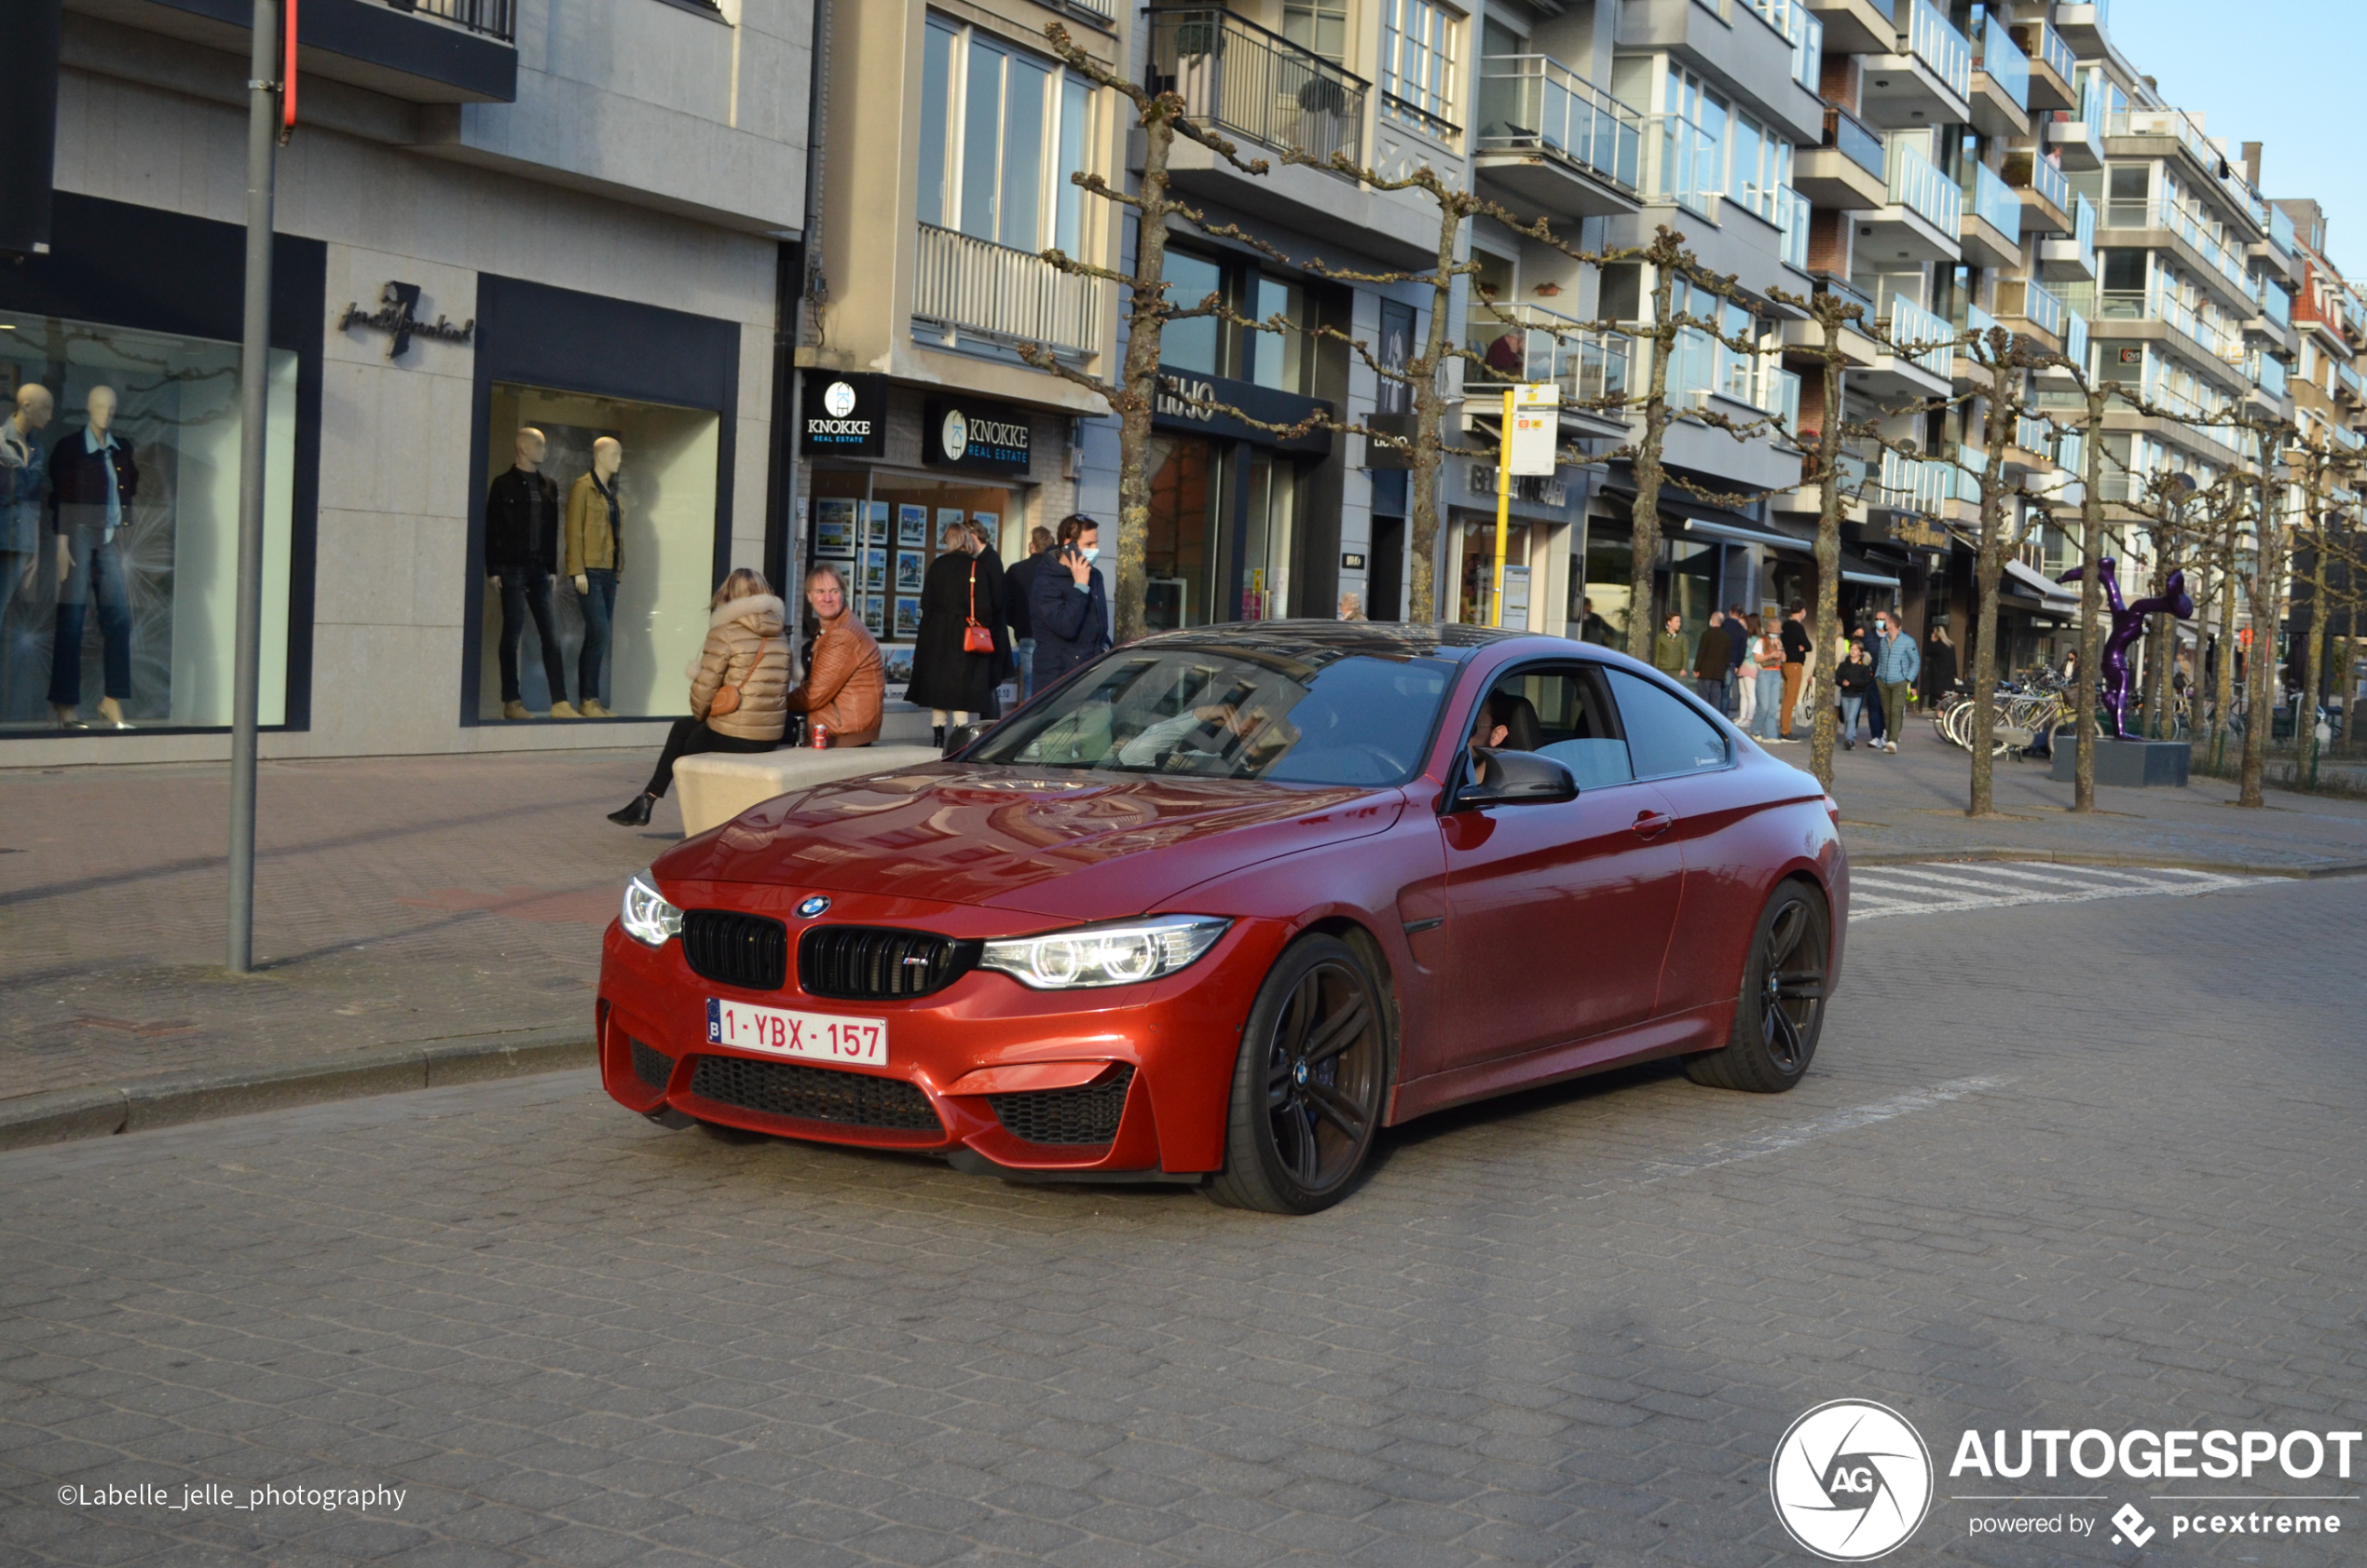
226;0;280;975
1491;388;1513;627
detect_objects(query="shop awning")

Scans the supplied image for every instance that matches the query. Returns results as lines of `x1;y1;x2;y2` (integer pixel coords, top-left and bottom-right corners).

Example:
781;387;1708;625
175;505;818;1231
1678;516;1811;551
1842;568;1900;587
2005;558;2081;609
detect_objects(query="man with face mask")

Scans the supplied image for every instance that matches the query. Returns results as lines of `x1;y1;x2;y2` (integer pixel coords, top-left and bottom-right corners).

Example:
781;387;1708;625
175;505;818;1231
1029;513;1112;690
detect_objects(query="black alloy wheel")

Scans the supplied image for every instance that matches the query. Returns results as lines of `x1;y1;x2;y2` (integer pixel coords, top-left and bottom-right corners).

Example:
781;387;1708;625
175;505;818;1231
1683;882;1830;1093
1208;934;1390;1215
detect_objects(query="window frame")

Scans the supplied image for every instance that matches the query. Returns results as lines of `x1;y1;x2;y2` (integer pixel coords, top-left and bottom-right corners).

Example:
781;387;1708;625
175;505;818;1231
1380;0;1464;139
1601;664;1736;781
917;15;1096;257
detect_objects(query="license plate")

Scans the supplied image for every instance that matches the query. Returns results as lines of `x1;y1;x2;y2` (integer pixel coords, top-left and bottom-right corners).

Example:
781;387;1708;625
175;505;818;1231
705;999;888;1067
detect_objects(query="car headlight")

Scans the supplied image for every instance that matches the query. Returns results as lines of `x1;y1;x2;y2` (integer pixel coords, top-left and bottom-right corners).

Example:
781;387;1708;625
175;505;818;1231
979;914;1231;989
621;871;683;948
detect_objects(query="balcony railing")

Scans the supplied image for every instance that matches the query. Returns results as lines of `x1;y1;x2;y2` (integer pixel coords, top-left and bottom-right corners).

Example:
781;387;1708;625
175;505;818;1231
1742;0;1824;94
1145;7;1366;167
1477;54;1644;196
2251;352;2288;400
1642;116;1723;217
2004;151;2070;216
1464;302;1633;407
2013;18;2075;88
913;222;1104;358
1996;277;2066;339
1974;12;2029;111
2066;192;2096;270
2268;203;2297;257
405;0;516;40
2103;198;2252;295
1902;0;1973;102
1882;293;1955;380
1886;139;1963;234
1969;159;2020;236
1963;300;1999;342
1879;448;1961;512
1058;0;1119;19
2249;273;2292;326
1778;187;1812;271
2096;281;2243;361
1822;104;1886;181
2015;411;2053;453
2065;307;2089;373
2104;105;2263;224
1763;366;1802;432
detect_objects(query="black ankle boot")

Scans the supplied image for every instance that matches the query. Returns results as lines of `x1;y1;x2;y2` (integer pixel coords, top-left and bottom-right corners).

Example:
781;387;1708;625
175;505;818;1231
932;724;946;748
608;793;654;826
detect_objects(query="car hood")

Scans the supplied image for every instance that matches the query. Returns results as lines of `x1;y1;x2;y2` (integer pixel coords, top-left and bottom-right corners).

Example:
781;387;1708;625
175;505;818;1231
653;762;1404;919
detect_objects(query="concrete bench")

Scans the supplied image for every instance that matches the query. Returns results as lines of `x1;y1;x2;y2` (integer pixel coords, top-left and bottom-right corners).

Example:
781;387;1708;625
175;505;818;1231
675;745;942;837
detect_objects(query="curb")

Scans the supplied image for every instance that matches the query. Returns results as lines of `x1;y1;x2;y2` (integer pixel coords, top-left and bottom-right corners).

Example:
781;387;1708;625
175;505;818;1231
0;1031;595;1153
1847;848;2367;879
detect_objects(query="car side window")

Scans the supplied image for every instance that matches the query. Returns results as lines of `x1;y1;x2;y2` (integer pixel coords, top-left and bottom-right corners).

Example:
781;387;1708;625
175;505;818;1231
1605;669;1730;780
1472;665;1635;790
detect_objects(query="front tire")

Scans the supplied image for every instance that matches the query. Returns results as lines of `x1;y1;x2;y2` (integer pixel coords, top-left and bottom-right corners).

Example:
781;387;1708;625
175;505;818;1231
1683;881;1830;1093
1206;934;1391;1215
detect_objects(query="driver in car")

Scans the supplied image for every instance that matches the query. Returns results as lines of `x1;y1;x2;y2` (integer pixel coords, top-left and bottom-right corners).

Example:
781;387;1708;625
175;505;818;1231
1117;700;1294;770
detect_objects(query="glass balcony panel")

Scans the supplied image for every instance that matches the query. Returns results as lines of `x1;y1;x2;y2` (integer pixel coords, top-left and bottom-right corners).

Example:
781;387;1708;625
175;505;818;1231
1971;160;2020;235
1478;55;1645;194
1882;293;1955;380
1822;105;1886;179
1904;0;1973;101
1885;139;1963;233
1976;13;2029;110
1778;188;1812;270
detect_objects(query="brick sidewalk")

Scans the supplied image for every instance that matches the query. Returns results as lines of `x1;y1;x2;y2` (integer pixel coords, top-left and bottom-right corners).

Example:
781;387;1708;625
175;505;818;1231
5;729;2364;1116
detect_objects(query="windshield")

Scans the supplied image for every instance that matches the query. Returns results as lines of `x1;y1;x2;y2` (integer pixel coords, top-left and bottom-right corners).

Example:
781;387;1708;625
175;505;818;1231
968;646;1453;786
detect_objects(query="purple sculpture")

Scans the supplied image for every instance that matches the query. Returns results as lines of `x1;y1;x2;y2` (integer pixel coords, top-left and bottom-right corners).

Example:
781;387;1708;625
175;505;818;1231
2057;557;2193;739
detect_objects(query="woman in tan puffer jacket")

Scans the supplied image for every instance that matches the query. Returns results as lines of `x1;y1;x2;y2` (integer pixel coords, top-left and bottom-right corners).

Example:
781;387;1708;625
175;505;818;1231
607;568;790;825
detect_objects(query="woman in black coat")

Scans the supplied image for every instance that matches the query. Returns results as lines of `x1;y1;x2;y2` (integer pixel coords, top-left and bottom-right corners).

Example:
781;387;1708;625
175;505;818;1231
906;521;1005;742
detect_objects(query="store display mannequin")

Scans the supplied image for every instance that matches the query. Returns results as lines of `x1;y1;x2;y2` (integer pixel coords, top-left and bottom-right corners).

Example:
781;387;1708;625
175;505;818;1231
47;385;139;729
1;382;56;718
565;435;623;718
485;425;577;719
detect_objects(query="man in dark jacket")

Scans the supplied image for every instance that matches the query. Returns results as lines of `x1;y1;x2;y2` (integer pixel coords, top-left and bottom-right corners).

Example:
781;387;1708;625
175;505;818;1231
1002;525;1053;702
1777;606;1813;742
1724;603;1750;715
1030;515;1111;690
484;427;574;718
1692;611;1731;710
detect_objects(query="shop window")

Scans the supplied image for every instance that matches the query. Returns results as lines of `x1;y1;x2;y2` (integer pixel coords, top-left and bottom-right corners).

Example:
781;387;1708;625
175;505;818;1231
919;17;1093;256
1;312;296;729
1145;434;1217;631
1161;250;1225;375
476;383;720;722
807;470;1018;696
1582;530;1635;647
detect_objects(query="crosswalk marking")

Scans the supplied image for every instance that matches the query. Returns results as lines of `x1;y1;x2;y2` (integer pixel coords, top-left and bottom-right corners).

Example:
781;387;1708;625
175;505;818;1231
1848;860;2278;922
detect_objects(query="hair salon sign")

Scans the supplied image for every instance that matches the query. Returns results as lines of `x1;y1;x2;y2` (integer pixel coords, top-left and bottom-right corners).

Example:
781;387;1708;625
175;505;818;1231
337;282;475;359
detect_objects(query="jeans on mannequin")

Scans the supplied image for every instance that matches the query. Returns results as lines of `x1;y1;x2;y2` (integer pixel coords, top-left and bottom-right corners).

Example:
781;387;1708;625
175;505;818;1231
48;527;132;707
497;561;570;708
576;567;617;710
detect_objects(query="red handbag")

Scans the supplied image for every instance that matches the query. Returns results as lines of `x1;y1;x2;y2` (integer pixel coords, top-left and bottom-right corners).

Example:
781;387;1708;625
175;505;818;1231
963;560;994;654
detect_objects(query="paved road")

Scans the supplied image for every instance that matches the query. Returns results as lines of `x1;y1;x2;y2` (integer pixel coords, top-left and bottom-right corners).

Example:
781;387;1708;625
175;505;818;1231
6;876;2366;1567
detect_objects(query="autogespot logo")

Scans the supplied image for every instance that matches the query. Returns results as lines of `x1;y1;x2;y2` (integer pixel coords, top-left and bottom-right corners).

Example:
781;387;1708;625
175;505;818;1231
1772;1401;1935;1561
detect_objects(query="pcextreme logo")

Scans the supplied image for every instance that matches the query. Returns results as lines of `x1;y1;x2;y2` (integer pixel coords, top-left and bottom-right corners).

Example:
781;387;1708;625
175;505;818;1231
1771;1401;1935;1561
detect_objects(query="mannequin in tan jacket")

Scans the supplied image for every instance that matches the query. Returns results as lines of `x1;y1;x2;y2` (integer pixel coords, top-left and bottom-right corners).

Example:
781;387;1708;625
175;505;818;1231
783;564;883;746
607;568;788;825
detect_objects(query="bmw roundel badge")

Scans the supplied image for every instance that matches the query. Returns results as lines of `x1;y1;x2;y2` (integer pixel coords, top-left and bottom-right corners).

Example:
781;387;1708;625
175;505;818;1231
796;894;830;919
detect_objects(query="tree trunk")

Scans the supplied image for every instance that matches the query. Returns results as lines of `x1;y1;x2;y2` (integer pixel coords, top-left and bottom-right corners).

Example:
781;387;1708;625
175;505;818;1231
1108;108;1180;648
2238;493;2280;808
1402;193;1465;626
1807;302;1848;789
1965;360;2018;817
2304;517;2330;786
2071;386;2109;810
1623;252;1680;666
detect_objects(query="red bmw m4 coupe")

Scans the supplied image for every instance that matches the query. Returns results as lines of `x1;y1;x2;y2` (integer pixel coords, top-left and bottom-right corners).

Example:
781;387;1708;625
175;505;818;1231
597;621;1847;1213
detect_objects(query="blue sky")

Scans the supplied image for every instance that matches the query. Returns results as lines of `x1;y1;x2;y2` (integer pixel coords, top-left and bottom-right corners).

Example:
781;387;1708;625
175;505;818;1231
2108;0;2364;278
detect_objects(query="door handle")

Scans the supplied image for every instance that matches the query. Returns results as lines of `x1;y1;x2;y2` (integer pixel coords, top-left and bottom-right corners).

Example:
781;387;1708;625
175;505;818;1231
1631;810;1675;839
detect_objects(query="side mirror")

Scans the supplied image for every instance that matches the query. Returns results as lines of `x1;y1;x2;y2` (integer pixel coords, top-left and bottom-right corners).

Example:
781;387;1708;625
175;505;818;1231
1457;747;1578;809
944;719;995;758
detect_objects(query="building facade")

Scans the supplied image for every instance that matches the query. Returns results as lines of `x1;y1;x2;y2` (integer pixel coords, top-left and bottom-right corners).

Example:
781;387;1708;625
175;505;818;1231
4;0;813;761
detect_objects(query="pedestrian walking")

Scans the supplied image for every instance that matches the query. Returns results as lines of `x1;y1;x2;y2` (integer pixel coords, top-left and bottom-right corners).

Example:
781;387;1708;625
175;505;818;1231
782;564;883;748
1872;610;1919;753
1724;603;1750;715
606;568;787;825
1029;514;1112;689
1835;645;1875;750
1750;628;1786;742
1652;612;1690;678
1692;610;1732;709
1777;607;1811;741
1733;615;1760;730
1924;624;1957;705
1577;596;1616;647
1000;525;1055;703
908;519;1006;748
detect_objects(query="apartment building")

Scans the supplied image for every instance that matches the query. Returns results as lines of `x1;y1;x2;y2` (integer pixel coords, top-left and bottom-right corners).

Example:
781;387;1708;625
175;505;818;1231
4;0;817;762
2272;198;2366;702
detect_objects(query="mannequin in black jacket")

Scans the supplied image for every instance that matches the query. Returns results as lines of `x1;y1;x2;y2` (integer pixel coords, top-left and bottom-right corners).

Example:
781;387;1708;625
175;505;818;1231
484;427;576;718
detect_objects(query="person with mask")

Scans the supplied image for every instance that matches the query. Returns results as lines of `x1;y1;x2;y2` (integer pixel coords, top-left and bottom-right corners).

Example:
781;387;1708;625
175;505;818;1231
1029;513;1111;690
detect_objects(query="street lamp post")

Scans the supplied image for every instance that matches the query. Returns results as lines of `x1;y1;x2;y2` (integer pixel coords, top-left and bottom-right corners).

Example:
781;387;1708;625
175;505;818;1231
226;0;280;974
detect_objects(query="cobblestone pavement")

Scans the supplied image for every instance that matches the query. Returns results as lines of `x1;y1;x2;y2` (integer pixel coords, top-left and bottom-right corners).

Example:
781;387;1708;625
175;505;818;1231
7;742;2367;1111
5;876;2364;1566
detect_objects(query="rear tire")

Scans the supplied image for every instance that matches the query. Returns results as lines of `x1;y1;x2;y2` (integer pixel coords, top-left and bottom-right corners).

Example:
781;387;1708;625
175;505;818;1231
1206;934;1391;1215
1684;881;1830;1093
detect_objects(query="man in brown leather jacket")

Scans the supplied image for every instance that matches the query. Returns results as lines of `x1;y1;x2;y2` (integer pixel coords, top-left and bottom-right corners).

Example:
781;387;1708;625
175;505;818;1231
784;564;883;746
